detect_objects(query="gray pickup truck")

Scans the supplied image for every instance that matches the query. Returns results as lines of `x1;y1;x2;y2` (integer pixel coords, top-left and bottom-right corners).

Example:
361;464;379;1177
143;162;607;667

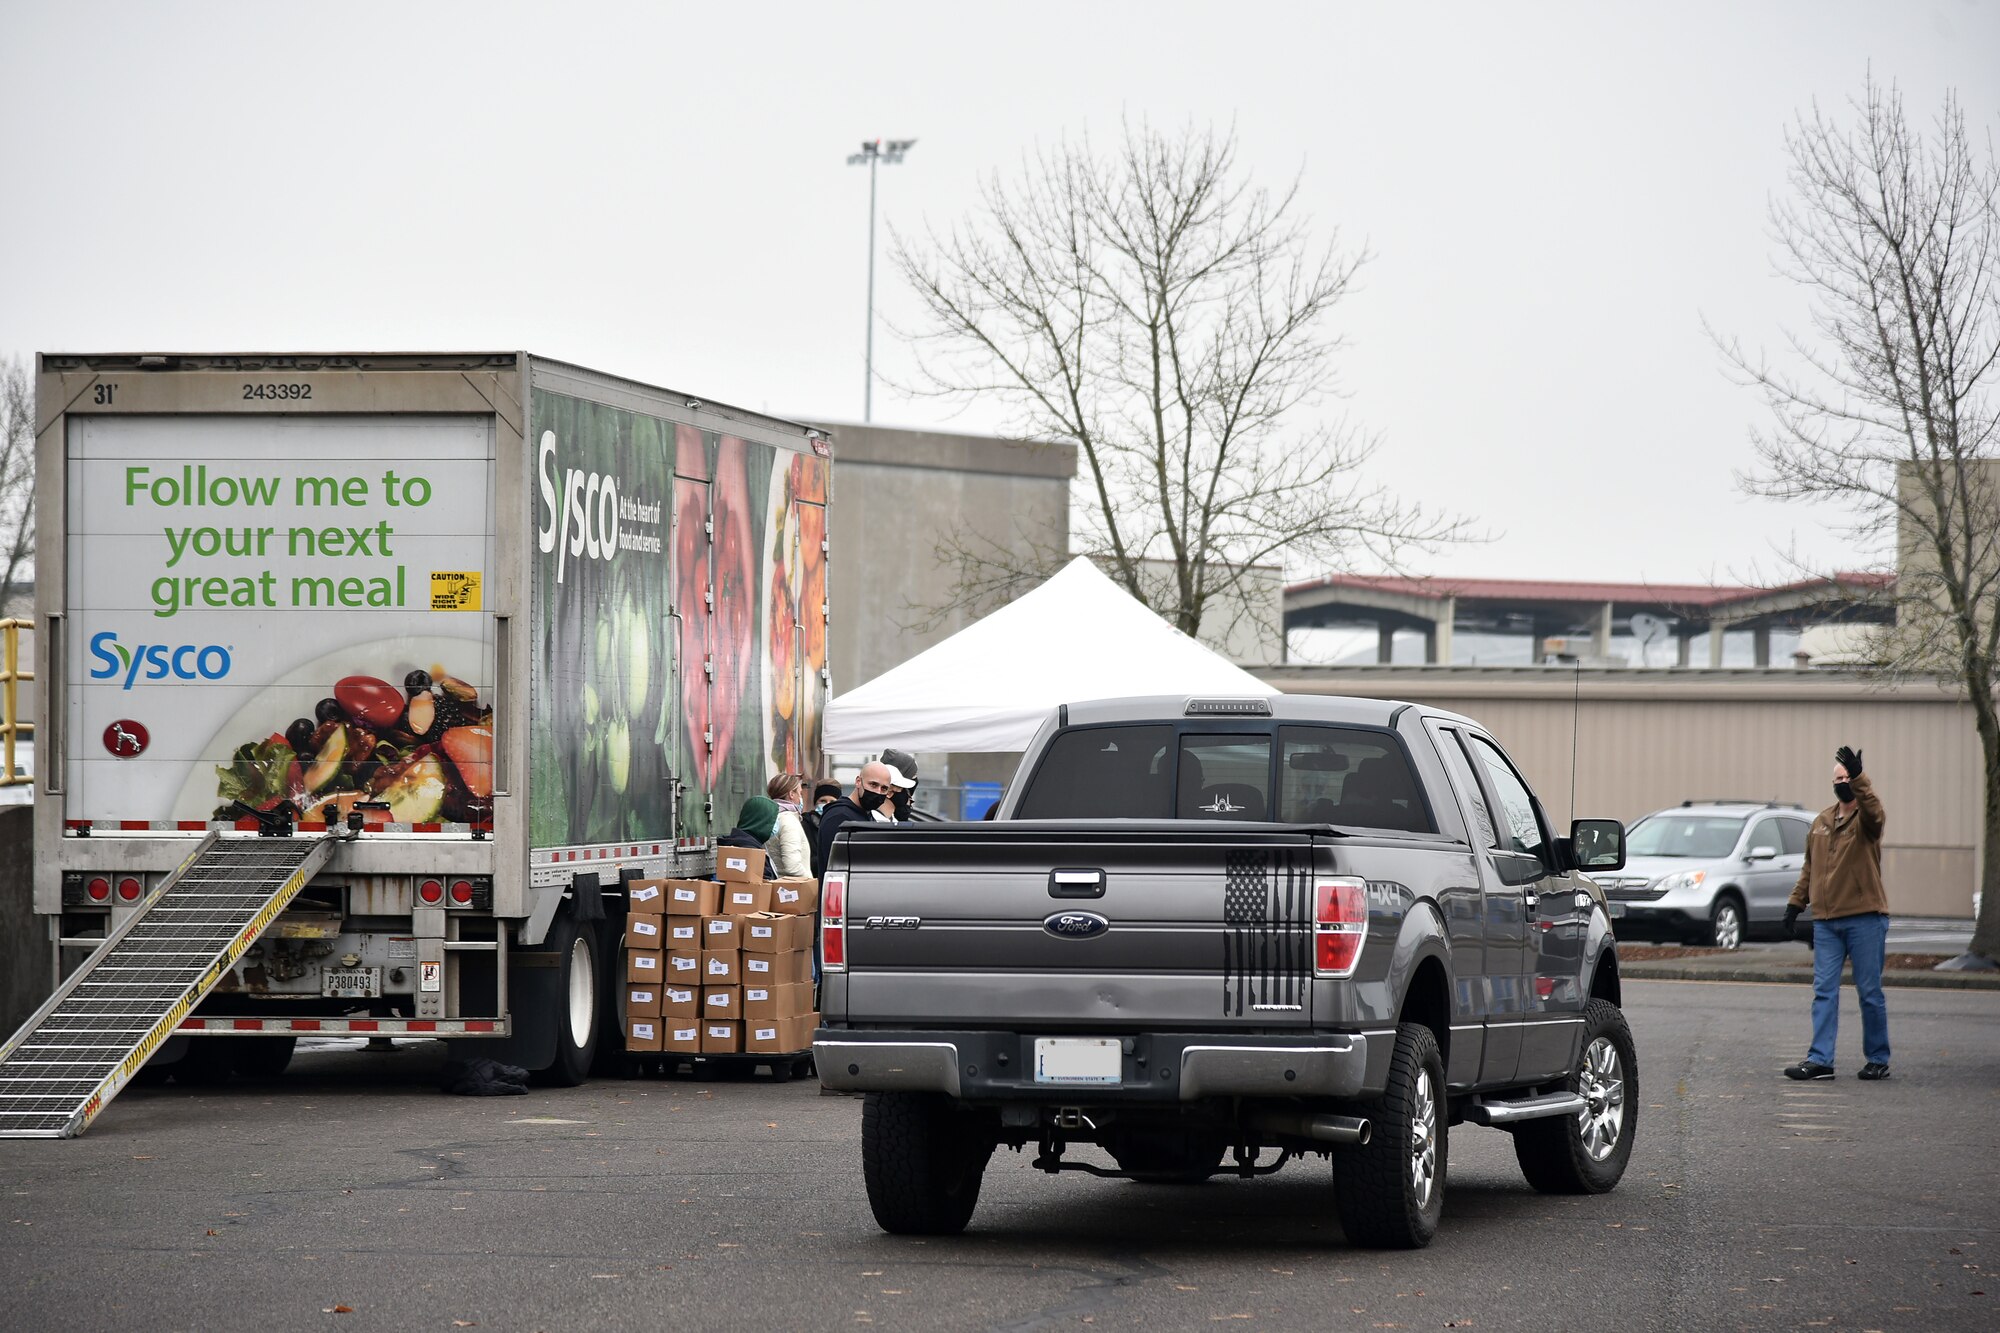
813;694;1633;1249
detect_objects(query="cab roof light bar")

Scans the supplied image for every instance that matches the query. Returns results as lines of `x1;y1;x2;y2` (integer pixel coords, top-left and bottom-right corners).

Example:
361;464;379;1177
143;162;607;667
1185;698;1273;716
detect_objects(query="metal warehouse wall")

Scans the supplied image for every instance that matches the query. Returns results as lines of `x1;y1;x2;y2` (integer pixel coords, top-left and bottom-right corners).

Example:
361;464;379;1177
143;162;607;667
1258;666;1982;917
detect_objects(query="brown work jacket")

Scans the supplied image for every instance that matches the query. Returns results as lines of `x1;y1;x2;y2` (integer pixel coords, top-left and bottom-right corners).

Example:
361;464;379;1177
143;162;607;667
1788;772;1888;920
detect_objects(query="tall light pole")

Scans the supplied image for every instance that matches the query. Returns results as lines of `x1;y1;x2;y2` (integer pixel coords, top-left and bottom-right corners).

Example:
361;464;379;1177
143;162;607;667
846;138;915;422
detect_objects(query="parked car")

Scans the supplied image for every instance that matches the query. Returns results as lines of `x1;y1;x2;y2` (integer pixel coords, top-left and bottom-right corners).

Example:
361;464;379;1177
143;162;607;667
1594;801;1812;948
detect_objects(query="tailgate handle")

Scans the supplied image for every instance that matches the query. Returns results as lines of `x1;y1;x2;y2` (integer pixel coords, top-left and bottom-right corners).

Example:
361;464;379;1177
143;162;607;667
1049;869;1105;899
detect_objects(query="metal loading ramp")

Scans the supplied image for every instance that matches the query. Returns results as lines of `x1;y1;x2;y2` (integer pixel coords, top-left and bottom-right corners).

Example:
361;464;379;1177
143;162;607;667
0;832;342;1139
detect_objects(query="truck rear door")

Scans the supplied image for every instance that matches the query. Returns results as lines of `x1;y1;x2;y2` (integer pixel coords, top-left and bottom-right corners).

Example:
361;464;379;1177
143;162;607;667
838;823;1324;1030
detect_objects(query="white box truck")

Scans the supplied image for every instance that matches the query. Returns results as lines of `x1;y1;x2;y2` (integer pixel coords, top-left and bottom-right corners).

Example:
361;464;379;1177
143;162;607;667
2;353;831;1135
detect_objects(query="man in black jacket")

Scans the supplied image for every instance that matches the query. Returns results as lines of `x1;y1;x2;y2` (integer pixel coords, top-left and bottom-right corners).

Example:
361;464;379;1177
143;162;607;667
811;761;901;880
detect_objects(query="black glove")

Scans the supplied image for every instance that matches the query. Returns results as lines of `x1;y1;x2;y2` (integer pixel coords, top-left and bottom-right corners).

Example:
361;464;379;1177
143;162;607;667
1783;904;1802;940
1836;745;1863;777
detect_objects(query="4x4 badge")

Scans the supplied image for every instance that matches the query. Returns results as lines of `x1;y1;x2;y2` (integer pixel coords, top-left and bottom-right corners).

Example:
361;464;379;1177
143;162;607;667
1043;911;1109;939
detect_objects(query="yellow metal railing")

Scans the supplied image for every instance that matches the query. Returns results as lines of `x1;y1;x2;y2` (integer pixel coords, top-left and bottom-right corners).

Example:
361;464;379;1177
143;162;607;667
0;617;31;787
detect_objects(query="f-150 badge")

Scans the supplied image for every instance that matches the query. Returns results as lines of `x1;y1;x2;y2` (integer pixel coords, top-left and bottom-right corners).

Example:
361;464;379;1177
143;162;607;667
1043;911;1109;939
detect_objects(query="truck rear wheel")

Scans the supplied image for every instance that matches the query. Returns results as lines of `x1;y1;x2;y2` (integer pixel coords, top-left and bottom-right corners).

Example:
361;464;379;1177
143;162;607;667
861;1092;994;1235
530;914;600;1087
1333;1022;1446;1249
1513;998;1636;1194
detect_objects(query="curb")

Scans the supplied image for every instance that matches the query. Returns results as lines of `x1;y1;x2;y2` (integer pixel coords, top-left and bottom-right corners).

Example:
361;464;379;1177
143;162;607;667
1621;962;2000;991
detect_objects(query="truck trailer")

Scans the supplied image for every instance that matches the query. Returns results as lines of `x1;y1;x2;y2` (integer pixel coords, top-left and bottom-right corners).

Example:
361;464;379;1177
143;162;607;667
0;352;831;1136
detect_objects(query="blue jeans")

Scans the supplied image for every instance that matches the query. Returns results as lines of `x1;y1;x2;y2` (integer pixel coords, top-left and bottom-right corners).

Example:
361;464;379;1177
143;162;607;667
1808;913;1891;1067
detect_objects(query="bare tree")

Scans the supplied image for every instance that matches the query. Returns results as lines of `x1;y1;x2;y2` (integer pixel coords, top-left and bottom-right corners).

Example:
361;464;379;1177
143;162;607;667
892;123;1462;642
0;357;33;616
1722;79;2000;966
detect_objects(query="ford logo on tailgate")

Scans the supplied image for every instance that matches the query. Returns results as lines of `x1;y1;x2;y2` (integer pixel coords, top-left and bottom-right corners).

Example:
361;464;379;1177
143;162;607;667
1043;911;1109;939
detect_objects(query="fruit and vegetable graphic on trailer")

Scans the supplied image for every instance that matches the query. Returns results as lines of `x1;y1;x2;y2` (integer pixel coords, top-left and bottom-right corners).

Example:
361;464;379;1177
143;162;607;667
529;393;826;850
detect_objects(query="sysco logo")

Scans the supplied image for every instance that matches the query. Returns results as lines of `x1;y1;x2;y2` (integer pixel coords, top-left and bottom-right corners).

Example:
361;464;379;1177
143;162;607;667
89;632;231;689
537;430;621;584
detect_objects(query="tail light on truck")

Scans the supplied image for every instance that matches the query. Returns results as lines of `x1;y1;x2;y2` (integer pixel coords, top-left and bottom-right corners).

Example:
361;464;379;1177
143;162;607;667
1314;877;1368;978
62;872;127;906
821;872;846;972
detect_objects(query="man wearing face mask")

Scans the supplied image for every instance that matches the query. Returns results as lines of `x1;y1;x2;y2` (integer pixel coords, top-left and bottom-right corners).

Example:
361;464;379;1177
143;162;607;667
879;748;920;822
1783;745;1892;1082
811;761;900;882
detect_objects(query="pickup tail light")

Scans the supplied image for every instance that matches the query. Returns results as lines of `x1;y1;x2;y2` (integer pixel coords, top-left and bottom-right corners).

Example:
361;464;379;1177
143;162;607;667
1314;877;1368;978
821;873;846;972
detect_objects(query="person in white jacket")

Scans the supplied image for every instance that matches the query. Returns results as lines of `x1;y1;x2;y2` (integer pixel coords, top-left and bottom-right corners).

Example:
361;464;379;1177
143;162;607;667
764;772;813;879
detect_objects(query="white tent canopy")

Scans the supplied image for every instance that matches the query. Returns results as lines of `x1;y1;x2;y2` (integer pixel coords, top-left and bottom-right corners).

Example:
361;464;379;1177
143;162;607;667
823;557;1272;753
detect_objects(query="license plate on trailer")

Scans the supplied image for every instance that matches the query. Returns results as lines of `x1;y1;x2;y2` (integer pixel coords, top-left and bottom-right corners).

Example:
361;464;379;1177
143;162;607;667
1033;1037;1122;1085
320;967;381;998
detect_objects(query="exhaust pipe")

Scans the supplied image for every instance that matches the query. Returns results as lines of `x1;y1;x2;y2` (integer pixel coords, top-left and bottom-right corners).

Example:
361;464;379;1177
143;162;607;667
1246;1110;1372;1146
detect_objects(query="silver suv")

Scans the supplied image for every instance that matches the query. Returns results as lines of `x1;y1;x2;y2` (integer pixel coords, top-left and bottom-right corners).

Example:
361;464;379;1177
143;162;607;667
1594;800;1811;949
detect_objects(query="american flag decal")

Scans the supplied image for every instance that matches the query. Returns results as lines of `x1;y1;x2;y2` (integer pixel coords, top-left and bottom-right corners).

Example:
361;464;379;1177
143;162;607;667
1222;848;1313;1016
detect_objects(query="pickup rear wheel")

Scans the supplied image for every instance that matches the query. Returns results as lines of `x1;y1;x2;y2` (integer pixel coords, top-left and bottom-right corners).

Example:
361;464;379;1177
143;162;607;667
861;1092;994;1235
1333;1022;1446;1249
1513;998;1636;1194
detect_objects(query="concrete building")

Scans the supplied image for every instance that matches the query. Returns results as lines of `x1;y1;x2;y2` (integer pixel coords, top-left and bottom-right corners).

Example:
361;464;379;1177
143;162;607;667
1286;573;1896;668
1257;663;1982;917
817;420;1076;797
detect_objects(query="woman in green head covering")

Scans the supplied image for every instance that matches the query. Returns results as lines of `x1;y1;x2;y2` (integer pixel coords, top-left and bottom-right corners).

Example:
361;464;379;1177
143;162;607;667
719;796;779;877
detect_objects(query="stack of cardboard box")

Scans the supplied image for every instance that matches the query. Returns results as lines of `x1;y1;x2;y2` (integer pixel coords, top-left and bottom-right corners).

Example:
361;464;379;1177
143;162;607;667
624;848;821;1060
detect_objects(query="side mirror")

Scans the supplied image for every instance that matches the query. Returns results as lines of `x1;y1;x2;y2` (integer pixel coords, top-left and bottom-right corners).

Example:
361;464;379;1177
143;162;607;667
1569;818;1626;871
1744;845;1779;863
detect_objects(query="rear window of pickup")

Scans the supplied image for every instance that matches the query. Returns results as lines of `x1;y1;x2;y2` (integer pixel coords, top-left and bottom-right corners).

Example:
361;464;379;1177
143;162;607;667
1015;723;1437;833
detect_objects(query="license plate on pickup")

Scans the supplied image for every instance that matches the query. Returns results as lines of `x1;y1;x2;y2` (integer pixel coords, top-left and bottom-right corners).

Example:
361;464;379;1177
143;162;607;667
1033;1037;1122;1085
320;966;381;999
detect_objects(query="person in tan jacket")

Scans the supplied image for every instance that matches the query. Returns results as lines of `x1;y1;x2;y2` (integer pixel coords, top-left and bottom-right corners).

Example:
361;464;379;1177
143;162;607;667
1782;745;1891;1082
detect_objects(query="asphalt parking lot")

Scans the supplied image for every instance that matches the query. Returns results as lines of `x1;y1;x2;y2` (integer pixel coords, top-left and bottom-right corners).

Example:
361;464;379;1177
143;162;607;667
3;978;1995;1333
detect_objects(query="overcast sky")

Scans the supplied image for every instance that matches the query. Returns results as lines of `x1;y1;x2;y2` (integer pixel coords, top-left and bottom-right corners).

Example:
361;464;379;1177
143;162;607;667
4;1;1996;587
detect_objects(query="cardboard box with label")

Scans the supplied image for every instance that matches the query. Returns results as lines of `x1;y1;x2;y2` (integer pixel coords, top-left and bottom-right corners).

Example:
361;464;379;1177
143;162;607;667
662;984;699;1017
664;1022;702;1054
626;1017;663;1052
626;985;662;1018
702;951;740;985
770;877;819;916
742;913;811;953
626;949;664;983
716;847;768;883
746;1010;820;1054
628;880;667;913
665;918;701;947
721;880;774;916
702;985;743;1019
742;949;813;987
743;980;813;1020
627;915;665;946
664;879;722;917
701;1020;742;1053
666;950;701;980
701;915;742;949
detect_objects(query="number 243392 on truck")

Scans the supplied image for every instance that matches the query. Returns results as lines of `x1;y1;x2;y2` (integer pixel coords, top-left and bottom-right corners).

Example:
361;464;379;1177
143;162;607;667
814;693;1633;1249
